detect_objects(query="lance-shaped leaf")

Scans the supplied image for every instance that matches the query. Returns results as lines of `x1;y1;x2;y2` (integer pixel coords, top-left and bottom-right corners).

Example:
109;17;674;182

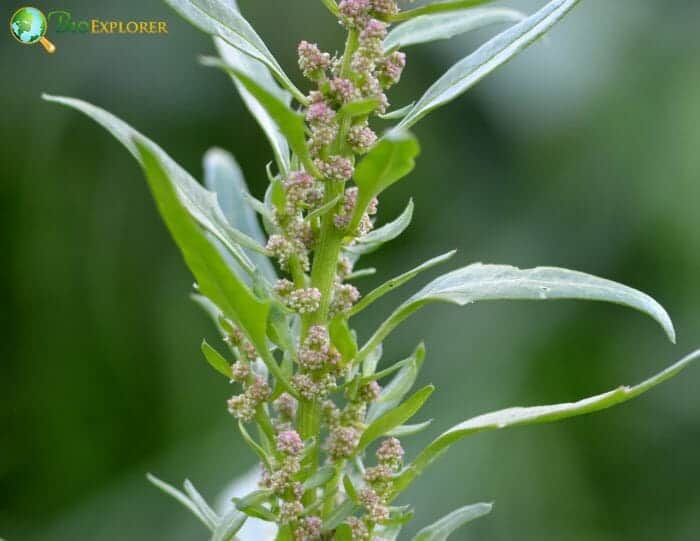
346;199;414;256
412;503;493;541
349;131;420;233
396;0;582;130
147;474;215;531
367;343;426;422
359;385;434;452
201;57;319;177
211;508;247;541
201;339;233;378
385;7;525;51
134;141;295;394
42;94;262;280
358;263;675;362
394;349;700;496
212;38;291;175
390;0;495;22
387;419;433;438
350;251;456;316
163;0;305;103
204;147;277;282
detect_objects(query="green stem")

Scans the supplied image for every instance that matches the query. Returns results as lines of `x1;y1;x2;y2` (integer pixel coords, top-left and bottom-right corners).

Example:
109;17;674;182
299;399;321;505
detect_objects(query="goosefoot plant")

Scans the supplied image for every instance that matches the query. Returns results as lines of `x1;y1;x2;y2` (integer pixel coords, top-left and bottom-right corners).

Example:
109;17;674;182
45;0;698;539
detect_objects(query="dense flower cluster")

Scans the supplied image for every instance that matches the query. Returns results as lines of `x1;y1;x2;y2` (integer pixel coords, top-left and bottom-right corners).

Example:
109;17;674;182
224;1;406;538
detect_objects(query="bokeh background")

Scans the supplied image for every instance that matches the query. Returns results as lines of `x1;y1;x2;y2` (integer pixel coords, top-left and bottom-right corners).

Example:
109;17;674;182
2;1;699;539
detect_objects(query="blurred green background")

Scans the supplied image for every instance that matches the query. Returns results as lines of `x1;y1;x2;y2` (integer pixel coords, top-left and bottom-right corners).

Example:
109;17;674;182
2;1;699;539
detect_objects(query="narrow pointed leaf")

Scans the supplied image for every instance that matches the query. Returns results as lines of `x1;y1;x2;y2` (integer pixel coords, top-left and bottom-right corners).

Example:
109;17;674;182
323;499;357;531
387;420;433;438
204;147;277;282
391;1;494;22
42;94;260;280
184;479;220;529
395;350;700;495
201;57;319;177
129;139;273;369
359;263;675;362
302;465;336;491
359;385;434;451
367;343;426;422
211;508;247;541
379;103;414;120
147;473;213;531
396;0;582;129
163;0;305;102
350;251;456;316
212;39;292;175
349;131;419;232
346;199;414;256
412;503;493;541
385;7;525;50
201;340;233;378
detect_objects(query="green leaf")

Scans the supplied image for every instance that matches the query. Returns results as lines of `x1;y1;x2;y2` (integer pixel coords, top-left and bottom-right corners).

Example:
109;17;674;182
390;1;495;22
204;148;276;283
350;251;456;316
302;465;336;491
203;148;276;283
359;385;434;451
147;473;214;531
130;139;278;374
211;508;247;541
367;343;426;422
346;199;414;256
396;0;582;129
385;7;525;50
412;503;493;541
183;479;220;529
320;0;340;17
340;97;381;118
42;95;263;280
378;103;414;120
354;130;420;205
212;39;292;175
330;316;359;364
163;0;305;103
362;343;384;377
387;420;433;438
201;57;320;177
201;340;232;378
395;350;700;496
323;498;357;531
238;421;273;469
359;263;676;363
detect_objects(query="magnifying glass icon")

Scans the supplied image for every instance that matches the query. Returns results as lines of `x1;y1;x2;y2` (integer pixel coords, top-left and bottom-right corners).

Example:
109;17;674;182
10;7;56;53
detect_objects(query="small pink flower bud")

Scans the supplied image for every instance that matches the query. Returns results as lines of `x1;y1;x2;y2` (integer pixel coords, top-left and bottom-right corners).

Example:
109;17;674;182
227;394;256;422
330;77;360;104
359;380;382;402
359;488;390;523
231;361;250;382
326;426;360;459
369;0;398;18
315;156;354;182
297;41;331;79
277;430;304;456
306;101;336;123
376;437;404;469
274;392;298;419
279;500;304;524
339;0;371;27
346;516;369;540
348;124;378;154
